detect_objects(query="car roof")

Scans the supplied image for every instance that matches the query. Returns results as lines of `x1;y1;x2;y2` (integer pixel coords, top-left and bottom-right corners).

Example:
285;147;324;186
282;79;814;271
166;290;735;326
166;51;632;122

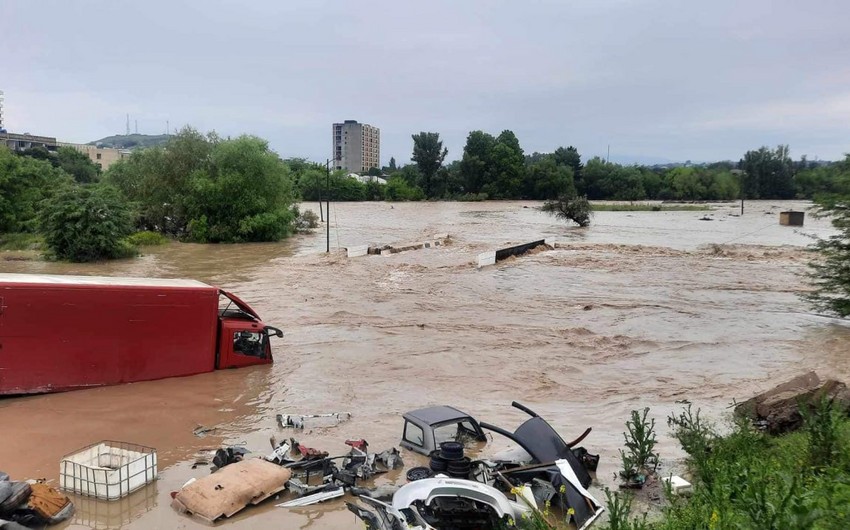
403;406;474;426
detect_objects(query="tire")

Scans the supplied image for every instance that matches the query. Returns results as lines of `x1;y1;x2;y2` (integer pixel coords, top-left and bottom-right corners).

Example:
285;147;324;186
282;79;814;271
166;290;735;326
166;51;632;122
429;452;448;472
439;442;464;460
406;467;433;482
446;457;471;478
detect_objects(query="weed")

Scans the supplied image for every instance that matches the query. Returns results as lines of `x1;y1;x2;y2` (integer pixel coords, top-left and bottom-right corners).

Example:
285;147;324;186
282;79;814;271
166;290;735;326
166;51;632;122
620;408;659;480
602;488;649;530
802;395;844;471
126;230;170;246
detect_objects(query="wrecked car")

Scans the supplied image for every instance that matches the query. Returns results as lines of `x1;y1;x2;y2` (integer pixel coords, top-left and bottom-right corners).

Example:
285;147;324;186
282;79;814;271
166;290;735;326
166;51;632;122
400;406;487;456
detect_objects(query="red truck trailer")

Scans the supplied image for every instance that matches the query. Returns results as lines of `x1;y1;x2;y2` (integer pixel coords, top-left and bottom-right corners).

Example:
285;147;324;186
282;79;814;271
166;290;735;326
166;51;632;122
0;273;283;395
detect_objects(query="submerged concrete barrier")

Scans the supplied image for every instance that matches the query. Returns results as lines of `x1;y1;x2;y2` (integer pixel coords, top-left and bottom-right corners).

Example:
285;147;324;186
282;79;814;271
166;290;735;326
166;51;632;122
347;234;450;258
477;239;550;268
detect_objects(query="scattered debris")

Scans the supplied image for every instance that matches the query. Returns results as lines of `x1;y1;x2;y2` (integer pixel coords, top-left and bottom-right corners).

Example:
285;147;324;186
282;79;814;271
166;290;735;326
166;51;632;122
171;459;291;523
212;447;250;470
192;425;217;438
290;439;329;460
276;412;351;430
348;477;530;530
276;486;344;507
0;474;74;528
735;371;850;434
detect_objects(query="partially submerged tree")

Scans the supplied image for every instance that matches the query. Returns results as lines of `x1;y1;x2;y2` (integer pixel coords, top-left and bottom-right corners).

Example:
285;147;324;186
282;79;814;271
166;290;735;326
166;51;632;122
40;184;134;262
807;170;850;316
542;194;592;227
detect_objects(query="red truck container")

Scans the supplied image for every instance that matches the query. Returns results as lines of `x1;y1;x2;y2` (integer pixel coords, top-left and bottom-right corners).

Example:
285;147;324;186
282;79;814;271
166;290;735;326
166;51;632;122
0;273;282;395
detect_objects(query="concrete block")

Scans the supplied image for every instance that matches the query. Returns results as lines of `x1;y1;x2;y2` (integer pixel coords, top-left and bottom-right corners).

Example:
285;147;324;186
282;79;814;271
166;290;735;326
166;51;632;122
662;475;692;495
477;251;497;268
346;245;369;258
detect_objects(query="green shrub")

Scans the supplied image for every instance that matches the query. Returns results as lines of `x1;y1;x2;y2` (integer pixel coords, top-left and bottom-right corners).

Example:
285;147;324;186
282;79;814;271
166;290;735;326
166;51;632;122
39;184;135;262
126;230;169;246
294;207;320;232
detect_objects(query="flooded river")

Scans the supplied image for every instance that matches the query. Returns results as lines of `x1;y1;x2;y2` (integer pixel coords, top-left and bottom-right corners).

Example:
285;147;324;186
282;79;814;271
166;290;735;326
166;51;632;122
1;200;847;529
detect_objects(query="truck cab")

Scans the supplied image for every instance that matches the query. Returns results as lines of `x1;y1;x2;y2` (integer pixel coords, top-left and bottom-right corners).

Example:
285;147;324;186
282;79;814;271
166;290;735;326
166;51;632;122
217;290;283;369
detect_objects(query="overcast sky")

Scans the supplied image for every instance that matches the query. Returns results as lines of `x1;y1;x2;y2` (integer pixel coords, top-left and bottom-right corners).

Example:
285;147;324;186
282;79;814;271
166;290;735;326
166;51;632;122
2;0;849;164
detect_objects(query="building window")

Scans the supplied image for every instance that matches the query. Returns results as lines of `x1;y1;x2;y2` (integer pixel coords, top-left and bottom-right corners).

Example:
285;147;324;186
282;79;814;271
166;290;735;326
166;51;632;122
96;153;102;160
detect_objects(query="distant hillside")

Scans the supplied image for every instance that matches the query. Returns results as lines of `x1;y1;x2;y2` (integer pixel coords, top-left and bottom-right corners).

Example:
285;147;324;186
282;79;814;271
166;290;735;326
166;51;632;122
88;134;170;149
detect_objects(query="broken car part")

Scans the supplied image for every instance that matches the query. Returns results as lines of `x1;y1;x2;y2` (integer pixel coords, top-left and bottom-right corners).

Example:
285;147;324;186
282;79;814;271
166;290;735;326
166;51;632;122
479;401;592;488
172;459;291;523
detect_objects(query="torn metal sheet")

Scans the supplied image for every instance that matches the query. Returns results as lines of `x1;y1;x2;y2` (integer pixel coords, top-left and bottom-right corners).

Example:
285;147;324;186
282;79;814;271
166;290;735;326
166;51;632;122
276;486;344;507
276;412;352;430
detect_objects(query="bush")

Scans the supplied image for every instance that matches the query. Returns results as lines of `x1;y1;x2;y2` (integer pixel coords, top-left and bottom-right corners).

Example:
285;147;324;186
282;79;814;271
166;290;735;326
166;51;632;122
40;185;135;262
294;208;320;232
542;194;592;227
126;231;169;246
385;176;425;201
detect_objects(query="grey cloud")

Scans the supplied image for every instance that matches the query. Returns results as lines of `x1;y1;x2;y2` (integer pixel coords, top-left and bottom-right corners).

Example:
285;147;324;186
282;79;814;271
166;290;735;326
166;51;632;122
1;0;848;164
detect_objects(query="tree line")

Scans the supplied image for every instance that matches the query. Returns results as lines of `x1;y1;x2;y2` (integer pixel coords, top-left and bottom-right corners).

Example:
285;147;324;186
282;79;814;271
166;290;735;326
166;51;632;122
376;131;847;203
3;125;850;263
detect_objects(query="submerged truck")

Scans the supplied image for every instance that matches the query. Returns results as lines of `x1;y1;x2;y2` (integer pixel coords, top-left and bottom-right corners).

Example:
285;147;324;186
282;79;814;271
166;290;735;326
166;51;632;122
0;273;283;395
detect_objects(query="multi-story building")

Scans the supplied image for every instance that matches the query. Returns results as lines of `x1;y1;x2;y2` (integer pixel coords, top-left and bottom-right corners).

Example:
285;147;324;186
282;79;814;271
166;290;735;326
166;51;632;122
0;90;5;131
332;120;380;173
58;142;130;171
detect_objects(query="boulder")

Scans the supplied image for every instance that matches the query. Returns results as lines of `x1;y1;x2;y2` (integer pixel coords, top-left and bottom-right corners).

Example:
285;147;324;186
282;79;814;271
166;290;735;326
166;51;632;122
735;372;850;434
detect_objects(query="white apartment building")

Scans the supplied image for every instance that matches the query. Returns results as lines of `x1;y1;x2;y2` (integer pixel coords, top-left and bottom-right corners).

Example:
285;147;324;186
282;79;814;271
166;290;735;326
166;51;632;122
333;120;380;173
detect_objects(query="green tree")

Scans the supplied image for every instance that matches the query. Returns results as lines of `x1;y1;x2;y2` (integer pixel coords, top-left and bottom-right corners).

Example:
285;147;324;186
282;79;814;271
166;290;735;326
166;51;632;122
668;167;705;200
582;157;617;199
553;146;584;194
40;184;134;262
185;135;294;243
486;130;525;198
56;146;101;183
807;157;850;317
411;132;448;197
388;157;397;172
459;130;497;195
385;176;424;201
105;126;213;235
0;147;72;233
740;145;795;199
525;156;575;199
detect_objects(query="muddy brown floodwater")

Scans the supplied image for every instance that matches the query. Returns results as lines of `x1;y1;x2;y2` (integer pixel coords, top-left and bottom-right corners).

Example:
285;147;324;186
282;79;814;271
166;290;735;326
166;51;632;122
2;200;849;529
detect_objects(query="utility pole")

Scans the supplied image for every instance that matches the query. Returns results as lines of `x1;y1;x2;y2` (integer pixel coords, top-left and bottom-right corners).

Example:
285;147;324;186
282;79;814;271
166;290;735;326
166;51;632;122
126;114;130;136
325;159;331;253
135;120;138;134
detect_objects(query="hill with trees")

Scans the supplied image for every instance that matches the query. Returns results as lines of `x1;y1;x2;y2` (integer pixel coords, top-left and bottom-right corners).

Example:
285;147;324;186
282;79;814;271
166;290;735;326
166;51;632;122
88;134;170;149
